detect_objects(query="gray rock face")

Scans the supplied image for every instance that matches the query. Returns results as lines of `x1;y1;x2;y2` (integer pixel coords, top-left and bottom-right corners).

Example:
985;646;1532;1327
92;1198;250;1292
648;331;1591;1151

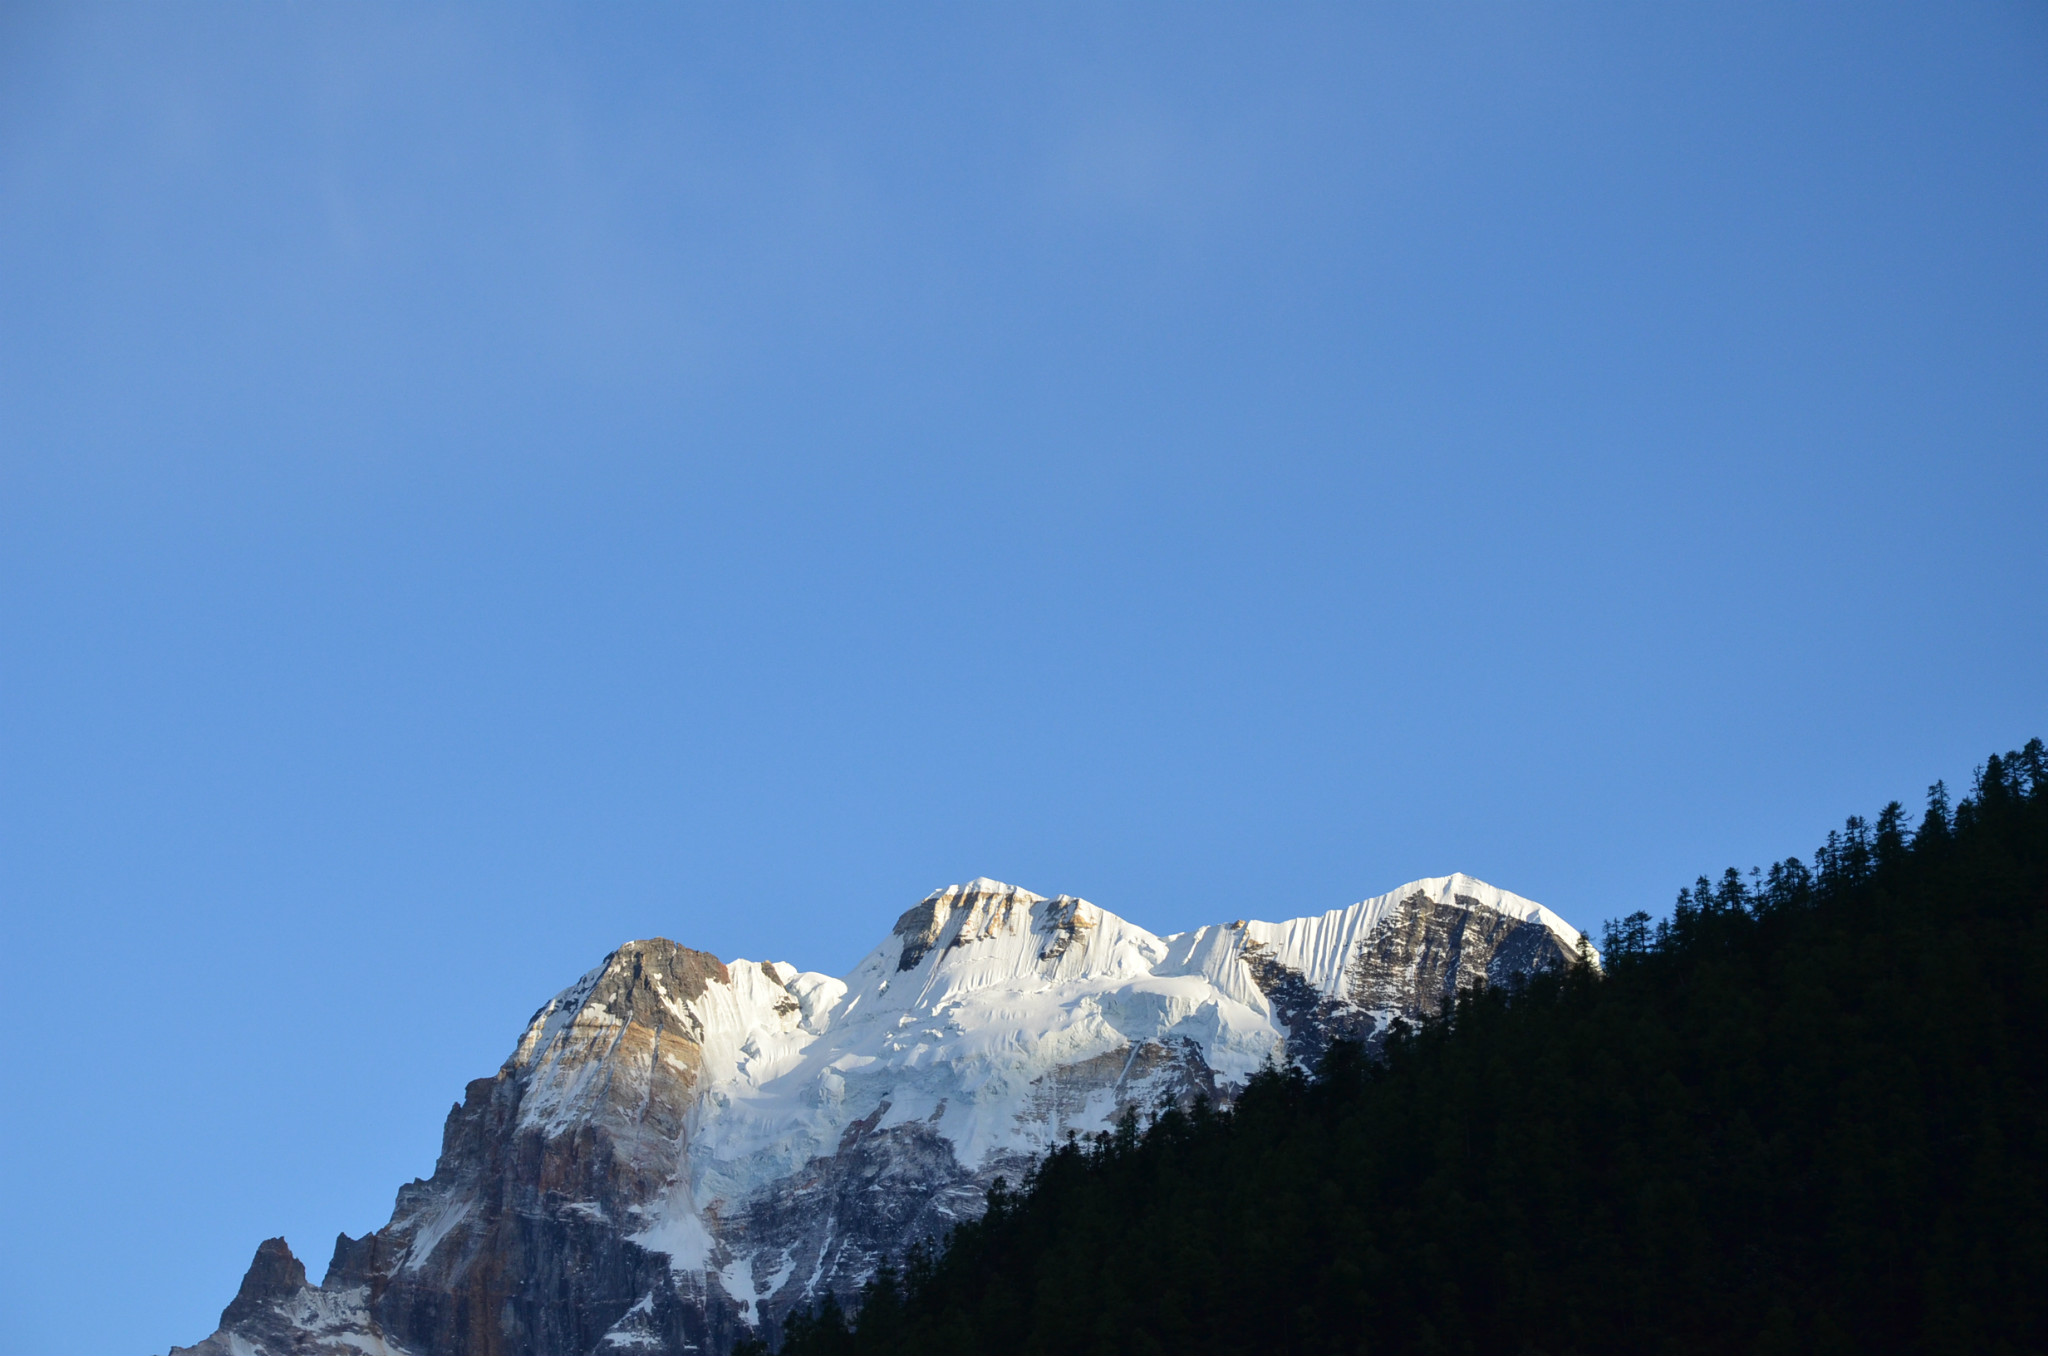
1346;891;1578;1019
323;939;754;1356
220;1238;308;1331
168;1238;409;1356
1235;890;1578;1066
164;875;1585;1356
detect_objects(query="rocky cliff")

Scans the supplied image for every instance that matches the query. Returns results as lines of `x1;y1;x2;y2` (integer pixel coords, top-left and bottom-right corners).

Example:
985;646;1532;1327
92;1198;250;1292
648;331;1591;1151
165;874;1583;1356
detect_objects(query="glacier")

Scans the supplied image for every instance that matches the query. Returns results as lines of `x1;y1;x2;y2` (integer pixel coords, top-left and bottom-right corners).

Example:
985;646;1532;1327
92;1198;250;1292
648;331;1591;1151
164;874;1585;1356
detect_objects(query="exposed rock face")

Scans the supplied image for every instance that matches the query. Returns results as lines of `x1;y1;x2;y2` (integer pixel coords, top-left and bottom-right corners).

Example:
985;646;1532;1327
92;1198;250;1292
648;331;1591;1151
165;875;1586;1356
1239;936;1379;1066
1346;890;1578;1020
221;1238;309;1331
169;1238;410;1356
316;940;776;1356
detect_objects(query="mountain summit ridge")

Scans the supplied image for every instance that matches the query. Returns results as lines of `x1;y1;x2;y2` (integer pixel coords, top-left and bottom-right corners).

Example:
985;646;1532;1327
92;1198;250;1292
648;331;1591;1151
166;874;1585;1356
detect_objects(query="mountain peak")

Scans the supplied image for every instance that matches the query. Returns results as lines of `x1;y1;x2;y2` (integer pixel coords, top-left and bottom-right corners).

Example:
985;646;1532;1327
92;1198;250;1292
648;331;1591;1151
892;878;1046;970
168;872;1585;1356
217;1238;305;1331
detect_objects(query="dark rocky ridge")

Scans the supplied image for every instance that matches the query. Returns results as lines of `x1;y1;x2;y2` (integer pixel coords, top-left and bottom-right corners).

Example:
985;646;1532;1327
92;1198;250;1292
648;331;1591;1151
169;1238;399;1356
1346;891;1577;1013
219;1238;308;1331
1239;892;1576;1065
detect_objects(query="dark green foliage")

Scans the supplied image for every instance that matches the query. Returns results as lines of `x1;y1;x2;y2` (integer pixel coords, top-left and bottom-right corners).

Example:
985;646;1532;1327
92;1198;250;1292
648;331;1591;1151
775;740;2048;1356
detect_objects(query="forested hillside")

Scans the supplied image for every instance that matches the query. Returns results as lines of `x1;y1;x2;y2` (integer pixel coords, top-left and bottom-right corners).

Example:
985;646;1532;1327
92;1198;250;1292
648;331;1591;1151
763;742;2048;1356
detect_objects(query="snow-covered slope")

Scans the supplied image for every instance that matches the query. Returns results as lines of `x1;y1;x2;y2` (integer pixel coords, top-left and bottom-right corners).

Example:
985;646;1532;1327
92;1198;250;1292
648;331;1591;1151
166;875;1586;1356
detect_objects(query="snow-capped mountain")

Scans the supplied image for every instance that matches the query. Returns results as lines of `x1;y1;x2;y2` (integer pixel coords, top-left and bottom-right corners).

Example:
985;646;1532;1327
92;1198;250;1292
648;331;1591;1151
165;875;1585;1356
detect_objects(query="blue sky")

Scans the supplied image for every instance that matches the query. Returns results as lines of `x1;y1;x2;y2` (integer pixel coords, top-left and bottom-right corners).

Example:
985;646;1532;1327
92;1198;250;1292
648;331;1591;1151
1;5;2043;1353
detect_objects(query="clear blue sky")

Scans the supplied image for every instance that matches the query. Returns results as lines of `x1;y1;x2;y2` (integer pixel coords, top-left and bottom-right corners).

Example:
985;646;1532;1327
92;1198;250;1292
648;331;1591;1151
1;5;2042;1354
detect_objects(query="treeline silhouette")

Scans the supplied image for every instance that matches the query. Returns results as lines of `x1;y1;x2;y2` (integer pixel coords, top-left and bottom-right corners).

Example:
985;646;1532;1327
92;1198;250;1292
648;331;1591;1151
756;741;2046;1356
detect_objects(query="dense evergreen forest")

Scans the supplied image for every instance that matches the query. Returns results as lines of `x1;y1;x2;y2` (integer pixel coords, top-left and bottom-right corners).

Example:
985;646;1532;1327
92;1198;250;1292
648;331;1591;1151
757;742;2047;1356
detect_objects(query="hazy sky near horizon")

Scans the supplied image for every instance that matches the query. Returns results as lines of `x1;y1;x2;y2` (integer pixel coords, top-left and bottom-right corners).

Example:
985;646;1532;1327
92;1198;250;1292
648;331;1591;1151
1;5;2044;1353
